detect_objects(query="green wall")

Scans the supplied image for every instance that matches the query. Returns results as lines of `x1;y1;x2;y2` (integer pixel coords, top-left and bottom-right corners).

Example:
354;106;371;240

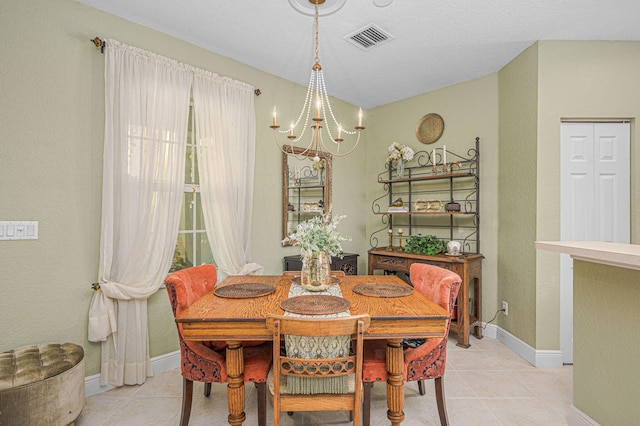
0;0;367;376
497;44;539;346
573;261;640;425
536;42;640;349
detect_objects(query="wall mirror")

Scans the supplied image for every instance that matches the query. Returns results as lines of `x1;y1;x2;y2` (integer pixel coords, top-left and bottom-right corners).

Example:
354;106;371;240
282;145;332;244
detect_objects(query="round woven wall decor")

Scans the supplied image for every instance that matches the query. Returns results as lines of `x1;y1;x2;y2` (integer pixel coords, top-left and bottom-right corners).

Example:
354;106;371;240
415;113;444;144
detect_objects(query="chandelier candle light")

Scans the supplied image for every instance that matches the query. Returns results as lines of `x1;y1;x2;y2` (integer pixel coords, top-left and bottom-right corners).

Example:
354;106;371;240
270;0;365;163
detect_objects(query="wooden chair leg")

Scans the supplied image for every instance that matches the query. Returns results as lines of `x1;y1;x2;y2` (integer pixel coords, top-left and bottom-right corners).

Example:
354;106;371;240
204;382;212;397
180;378;194;426
434;376;449;426
363;382;374;426
256;382;267;426
417;379;426;395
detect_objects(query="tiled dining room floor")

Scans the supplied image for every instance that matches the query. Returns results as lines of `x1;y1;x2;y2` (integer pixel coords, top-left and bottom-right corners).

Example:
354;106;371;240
77;336;572;425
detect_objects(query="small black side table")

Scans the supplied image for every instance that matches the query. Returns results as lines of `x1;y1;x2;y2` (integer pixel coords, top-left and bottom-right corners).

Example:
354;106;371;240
284;253;359;275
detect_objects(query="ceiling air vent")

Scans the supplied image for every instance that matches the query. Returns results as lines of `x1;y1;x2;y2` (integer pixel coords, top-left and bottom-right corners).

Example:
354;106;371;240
345;24;392;50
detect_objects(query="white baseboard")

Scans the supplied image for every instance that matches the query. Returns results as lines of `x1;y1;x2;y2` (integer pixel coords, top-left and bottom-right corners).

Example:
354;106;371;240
84;350;180;397
568;404;600;426
482;323;564;368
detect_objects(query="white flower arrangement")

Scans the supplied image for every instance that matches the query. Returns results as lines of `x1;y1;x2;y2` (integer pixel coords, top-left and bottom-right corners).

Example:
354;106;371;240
386;142;415;165
282;211;351;258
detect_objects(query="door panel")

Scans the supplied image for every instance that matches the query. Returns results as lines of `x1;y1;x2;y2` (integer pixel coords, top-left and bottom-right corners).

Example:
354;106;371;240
560;121;630;364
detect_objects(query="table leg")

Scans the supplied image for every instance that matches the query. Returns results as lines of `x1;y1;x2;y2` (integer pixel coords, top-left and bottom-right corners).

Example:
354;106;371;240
456;276;471;348
226;341;246;426
386;338;405;425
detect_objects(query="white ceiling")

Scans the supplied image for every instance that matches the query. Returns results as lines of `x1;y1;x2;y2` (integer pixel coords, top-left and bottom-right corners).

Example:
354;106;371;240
77;0;640;109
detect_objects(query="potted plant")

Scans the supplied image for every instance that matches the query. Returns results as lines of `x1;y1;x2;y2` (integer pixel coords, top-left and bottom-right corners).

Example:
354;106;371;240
403;234;445;255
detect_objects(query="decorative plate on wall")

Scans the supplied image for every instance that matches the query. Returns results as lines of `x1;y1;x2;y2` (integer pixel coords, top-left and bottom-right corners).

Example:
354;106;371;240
415;113;444;144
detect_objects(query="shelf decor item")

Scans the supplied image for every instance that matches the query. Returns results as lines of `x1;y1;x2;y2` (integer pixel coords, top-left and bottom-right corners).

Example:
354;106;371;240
445;200;461;212
282;211;351;291
416;113;445;144
386;142;414;179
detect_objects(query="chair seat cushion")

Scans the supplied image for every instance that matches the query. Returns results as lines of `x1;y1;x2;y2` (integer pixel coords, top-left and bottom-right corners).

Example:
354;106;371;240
362;338;446;382
182;340;272;383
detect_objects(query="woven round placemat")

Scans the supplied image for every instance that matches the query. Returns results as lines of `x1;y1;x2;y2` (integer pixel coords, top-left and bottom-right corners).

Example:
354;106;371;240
214;283;275;298
352;283;414;298
290;276;342;285
280;295;350;315
415;113;444;144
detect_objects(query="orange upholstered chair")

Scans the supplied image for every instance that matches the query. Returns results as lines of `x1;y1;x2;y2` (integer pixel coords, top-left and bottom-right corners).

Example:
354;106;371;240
362;263;461;426
164;264;272;426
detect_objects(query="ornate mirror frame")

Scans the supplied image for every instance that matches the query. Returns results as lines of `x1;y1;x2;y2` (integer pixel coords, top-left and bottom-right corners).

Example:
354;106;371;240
282;145;332;245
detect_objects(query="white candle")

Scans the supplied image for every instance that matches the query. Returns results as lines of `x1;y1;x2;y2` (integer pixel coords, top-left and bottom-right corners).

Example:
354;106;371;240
316;98;321;119
358;108;363;127
432;148;436;164
337;126;342;139
443;145;447;164
272;106;277;126
289;123;294;137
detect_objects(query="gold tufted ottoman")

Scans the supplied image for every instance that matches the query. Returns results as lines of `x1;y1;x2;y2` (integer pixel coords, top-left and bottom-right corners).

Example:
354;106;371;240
0;343;85;426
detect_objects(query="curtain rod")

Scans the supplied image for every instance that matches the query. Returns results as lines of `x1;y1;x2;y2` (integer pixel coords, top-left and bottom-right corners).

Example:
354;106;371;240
90;37;262;96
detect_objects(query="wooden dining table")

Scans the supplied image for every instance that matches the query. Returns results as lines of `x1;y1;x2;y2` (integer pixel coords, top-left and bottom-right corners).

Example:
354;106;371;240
176;274;450;426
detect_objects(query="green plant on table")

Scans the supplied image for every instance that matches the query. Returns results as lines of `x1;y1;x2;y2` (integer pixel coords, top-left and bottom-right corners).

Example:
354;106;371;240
403;234;445;255
282;211;351;258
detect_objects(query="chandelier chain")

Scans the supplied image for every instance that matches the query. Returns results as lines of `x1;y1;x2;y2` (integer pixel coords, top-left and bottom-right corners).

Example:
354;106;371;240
314;3;320;64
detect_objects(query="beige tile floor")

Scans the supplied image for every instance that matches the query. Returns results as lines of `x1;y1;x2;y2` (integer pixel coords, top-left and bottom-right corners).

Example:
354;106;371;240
77;336;572;425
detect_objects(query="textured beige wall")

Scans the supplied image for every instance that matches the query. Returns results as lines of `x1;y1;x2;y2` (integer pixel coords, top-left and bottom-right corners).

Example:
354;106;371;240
498;40;640;351
497;44;539;347
0;0;366;376
573;261;640;424
535;40;640;349
366;75;500;320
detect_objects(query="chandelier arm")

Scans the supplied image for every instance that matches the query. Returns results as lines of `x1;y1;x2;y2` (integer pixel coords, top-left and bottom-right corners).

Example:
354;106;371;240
316;125;363;157
272;128;316;160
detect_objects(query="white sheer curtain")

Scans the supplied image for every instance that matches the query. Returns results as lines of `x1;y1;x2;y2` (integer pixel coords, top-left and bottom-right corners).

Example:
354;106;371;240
192;69;263;276
88;39;192;386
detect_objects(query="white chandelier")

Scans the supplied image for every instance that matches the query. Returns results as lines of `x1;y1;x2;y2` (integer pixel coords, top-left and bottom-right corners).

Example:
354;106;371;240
270;0;365;161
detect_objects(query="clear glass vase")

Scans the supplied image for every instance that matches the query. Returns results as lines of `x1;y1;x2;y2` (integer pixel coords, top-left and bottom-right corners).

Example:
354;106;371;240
300;250;332;291
396;161;404;179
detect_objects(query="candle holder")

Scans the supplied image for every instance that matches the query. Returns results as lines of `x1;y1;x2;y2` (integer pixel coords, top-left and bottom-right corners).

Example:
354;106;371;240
396;229;404;252
442;163;449;173
294;177;301;186
386;229;394;251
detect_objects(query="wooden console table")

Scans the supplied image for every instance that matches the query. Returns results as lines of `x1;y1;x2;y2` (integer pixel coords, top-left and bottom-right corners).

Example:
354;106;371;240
368;248;483;348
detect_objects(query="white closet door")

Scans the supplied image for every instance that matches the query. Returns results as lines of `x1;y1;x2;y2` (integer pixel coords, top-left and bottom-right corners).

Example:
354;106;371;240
560;121;630;364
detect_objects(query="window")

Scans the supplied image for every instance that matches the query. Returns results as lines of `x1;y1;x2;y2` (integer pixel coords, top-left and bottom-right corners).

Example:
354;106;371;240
170;104;214;272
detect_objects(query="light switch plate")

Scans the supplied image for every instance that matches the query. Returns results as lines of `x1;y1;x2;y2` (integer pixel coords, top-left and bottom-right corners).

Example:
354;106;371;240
0;221;38;240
